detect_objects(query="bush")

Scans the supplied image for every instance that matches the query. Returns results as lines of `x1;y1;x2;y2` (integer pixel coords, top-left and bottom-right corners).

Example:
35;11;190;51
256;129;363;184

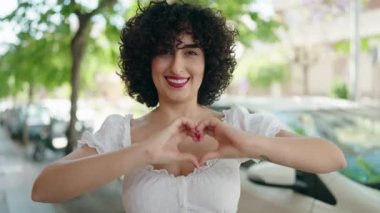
330;80;349;99
247;63;289;88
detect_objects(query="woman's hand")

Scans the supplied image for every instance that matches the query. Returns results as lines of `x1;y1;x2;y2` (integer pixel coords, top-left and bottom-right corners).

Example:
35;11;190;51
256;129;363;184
142;117;200;168
196;117;250;165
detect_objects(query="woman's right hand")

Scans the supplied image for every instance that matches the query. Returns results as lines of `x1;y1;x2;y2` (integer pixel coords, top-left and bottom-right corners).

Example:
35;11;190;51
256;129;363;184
141;117;200;168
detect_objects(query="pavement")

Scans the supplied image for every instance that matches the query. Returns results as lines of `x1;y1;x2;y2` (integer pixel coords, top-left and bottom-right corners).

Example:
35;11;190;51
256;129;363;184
0;126;124;213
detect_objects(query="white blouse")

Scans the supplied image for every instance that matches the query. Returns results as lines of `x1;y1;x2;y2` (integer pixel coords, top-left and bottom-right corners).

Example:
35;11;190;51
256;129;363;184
78;105;286;213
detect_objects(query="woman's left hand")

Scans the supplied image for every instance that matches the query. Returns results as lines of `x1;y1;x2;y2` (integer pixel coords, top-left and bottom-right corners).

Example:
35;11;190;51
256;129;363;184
196;117;250;165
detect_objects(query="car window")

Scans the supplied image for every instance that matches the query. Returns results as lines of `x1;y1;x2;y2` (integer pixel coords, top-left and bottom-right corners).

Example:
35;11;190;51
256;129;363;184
275;109;380;190
27;105;51;126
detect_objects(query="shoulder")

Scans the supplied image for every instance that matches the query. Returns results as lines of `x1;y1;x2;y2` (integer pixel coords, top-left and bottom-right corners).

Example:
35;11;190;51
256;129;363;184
78;114;133;153
99;113;132;137
222;104;287;137
101;114;130;128
221;105;251;128
95;114;132;138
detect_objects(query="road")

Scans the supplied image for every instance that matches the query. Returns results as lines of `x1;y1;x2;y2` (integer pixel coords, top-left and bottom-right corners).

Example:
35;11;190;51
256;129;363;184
0;126;124;213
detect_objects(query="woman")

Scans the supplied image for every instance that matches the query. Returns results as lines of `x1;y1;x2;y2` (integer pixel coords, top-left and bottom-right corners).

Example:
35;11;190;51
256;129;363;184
32;1;346;212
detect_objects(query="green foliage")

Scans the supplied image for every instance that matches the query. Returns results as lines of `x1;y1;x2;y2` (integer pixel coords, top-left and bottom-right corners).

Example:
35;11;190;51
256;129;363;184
0;31;70;98
335;36;380;54
340;156;380;185
287;122;307;136
355;157;380;184
80;35;119;93
330;79;349;99
1;0;282;99
246;12;280;43
247;63;290;88
0;0;124;98
181;0;281;46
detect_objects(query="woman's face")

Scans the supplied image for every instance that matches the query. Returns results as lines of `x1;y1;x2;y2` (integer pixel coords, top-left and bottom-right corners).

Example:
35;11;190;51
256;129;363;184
151;33;205;105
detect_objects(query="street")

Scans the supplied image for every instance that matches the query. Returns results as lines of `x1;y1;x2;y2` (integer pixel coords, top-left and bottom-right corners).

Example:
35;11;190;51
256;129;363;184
0;126;124;213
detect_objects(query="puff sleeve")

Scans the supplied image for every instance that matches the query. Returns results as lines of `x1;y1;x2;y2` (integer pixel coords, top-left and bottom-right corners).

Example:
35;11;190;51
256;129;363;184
223;105;287;137
223;105;288;163
77;114;132;154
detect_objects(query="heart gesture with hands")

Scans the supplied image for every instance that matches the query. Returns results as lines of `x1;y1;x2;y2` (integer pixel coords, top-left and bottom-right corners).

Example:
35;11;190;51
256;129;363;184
143;117;201;168
143;116;250;169
196;117;250;166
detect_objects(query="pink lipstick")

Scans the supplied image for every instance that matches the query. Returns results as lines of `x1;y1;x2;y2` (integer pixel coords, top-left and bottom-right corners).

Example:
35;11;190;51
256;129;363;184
165;76;190;88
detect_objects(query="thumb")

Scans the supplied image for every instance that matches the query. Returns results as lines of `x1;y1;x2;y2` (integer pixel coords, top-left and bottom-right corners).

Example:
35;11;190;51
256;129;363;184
199;151;221;166
177;153;200;168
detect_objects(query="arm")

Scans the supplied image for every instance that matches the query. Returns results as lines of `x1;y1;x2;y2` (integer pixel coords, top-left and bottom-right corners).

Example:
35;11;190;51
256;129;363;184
32;143;150;203
197;118;346;174
242;129;347;173
32;117;199;203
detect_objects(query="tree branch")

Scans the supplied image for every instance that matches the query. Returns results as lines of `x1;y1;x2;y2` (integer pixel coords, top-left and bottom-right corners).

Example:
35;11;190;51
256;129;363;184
69;0;81;16
89;0;117;16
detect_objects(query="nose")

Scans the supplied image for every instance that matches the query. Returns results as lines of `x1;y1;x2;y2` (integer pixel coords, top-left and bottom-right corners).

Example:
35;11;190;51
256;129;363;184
170;51;184;74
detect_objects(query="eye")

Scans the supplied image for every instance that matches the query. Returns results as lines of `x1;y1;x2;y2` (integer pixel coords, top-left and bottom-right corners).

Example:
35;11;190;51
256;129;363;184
185;50;198;56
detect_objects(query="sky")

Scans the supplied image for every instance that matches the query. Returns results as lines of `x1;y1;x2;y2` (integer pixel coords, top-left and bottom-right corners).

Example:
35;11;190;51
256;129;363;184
0;0;18;54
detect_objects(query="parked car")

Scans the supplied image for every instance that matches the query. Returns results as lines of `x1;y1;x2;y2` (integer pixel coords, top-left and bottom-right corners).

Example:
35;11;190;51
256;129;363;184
31;117;68;161
211;95;380;213
31;99;94;161
1;100;94;160
4;104;51;140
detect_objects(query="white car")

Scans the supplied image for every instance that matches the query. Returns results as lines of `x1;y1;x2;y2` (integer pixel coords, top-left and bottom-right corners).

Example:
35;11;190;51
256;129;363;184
212;96;380;213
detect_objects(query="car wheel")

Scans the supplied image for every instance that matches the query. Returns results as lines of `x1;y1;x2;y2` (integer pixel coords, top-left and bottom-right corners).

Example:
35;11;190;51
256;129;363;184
33;143;46;161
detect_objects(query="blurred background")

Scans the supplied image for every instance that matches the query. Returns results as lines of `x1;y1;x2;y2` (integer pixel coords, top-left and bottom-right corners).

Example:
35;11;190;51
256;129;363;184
0;0;379;212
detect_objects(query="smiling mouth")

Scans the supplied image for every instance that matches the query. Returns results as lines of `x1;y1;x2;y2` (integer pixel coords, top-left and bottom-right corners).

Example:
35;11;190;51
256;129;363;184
165;76;190;88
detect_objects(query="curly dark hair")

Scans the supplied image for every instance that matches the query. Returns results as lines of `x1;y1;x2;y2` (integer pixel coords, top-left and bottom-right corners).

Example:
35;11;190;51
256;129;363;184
118;1;237;107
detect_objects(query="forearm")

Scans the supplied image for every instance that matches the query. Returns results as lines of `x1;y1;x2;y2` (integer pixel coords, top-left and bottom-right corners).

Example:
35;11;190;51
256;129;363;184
32;143;149;203
240;133;346;173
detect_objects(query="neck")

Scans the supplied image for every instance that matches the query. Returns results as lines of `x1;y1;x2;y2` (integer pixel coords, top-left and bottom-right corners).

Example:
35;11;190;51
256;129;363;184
153;100;205;121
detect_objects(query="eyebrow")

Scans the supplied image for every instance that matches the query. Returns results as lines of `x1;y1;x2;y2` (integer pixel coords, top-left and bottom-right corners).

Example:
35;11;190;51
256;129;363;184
180;44;201;49
175;42;201;49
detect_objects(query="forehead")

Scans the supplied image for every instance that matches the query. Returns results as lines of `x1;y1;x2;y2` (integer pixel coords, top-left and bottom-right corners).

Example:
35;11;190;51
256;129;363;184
176;33;194;44
175;32;201;49
155;32;201;51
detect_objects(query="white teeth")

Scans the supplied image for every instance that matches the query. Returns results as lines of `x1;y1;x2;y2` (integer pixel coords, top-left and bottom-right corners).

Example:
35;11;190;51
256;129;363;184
167;78;188;84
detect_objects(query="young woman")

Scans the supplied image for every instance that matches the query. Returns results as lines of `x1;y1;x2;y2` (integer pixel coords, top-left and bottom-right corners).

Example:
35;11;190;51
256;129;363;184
32;1;346;212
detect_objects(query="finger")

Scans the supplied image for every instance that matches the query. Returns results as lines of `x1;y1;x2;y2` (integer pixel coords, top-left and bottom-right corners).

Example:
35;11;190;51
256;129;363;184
191;128;203;143
169;118;195;142
190;134;201;143
177;153;200;168
199;117;220;129
199;151;221;166
178;118;203;142
198;125;215;139
176;118;198;137
196;119;213;135
181;118;196;130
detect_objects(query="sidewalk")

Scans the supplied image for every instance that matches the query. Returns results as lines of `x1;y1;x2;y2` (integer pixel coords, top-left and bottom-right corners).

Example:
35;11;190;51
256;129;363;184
0;127;124;213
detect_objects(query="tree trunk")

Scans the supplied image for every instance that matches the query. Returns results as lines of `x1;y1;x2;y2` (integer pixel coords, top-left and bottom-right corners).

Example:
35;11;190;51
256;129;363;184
22;82;34;145
65;14;91;154
302;65;309;95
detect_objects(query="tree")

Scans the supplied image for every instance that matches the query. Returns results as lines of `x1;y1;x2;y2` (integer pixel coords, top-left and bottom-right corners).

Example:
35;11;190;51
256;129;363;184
1;0;281;153
181;0;280;45
277;0;352;95
65;0;119;153
293;46;319;95
247;62;290;89
0;33;71;100
2;0;122;152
